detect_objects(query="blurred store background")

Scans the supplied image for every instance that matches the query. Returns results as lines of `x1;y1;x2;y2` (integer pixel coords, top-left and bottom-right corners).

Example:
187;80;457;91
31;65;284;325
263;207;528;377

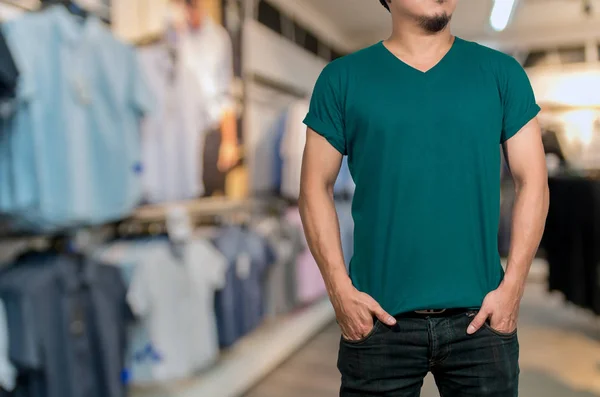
0;0;598;396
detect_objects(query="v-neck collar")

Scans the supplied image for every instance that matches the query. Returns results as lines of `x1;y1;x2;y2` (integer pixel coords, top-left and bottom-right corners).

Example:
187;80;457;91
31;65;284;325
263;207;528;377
379;36;461;76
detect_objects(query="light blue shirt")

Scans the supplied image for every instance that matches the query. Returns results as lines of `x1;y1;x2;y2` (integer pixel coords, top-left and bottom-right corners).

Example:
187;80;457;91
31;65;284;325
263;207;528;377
0;6;151;231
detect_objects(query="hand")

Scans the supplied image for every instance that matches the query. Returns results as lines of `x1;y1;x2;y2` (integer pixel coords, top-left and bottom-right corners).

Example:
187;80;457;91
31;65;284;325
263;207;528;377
217;143;240;172
331;285;397;341
467;282;522;335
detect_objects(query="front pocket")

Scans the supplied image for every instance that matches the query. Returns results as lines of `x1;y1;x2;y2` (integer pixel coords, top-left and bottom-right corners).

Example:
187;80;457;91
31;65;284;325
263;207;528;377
483;321;517;338
341;319;382;345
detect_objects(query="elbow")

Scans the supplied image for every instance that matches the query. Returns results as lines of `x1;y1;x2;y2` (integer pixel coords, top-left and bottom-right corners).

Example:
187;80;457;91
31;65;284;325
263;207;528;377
298;180;335;211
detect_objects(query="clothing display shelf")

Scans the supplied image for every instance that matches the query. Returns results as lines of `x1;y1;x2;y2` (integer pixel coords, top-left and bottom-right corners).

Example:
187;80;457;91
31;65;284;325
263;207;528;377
128;196;288;230
0;197;287;260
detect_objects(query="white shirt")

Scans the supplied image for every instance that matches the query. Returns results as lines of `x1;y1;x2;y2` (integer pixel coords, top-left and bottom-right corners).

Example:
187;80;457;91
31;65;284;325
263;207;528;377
127;239;228;381
180;17;234;130
280;100;310;199
139;43;208;203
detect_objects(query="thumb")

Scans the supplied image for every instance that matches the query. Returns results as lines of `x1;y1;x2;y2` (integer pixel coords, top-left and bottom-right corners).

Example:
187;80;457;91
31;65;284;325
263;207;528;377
467;309;488;335
371;303;397;326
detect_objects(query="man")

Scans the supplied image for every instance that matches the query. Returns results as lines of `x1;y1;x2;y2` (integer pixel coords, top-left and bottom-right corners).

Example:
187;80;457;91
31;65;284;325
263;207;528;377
299;0;549;396
182;0;240;192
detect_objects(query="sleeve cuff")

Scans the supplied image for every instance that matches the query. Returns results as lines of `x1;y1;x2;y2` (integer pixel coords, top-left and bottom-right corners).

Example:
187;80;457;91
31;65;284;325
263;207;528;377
206;98;234;127
303;113;346;155
501;103;541;143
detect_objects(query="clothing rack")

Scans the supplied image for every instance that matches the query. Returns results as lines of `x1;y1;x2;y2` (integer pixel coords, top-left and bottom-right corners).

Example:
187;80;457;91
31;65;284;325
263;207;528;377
118;196;287;237
0;197;288;254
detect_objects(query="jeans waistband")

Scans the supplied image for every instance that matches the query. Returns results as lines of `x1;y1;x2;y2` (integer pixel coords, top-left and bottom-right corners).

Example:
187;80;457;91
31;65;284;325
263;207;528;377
397;308;474;318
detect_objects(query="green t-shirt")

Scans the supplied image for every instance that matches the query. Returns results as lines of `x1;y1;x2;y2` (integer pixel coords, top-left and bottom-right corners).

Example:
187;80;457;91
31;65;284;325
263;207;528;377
303;37;540;316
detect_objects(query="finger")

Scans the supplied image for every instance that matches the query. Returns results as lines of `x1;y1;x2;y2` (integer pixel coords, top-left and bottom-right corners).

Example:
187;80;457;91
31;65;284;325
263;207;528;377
370;303;397;326
340;323;362;340
467;309;489;334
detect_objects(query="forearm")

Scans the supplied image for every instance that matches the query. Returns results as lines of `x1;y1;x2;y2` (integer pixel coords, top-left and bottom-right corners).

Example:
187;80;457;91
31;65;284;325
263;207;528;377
220;109;238;146
299;184;352;297
502;180;549;296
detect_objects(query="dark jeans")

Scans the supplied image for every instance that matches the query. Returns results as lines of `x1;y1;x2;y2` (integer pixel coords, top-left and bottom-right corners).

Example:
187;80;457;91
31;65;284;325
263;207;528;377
338;310;519;397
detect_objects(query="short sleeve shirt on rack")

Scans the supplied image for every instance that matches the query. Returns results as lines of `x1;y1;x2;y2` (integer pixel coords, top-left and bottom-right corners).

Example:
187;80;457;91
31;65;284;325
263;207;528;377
0;253;128;397
212;227;275;347
304;38;540;316
126;238;228;382
1;6;151;230
254;217;304;317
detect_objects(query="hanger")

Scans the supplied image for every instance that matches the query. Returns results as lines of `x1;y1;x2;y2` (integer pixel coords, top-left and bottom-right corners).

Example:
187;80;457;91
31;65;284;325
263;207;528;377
40;0;88;19
134;33;165;48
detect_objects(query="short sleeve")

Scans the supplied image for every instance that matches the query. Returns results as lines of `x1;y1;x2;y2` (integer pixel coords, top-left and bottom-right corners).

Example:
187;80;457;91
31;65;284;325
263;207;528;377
303;62;347;155
127;263;150;317
193;240;228;290
500;57;541;143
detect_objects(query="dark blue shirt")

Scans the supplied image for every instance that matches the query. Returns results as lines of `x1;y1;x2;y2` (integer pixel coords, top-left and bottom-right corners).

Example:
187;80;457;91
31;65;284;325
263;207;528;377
213;227;275;347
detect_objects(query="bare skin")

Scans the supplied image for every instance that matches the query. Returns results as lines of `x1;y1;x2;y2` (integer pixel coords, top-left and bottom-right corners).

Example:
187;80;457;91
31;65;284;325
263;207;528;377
299;0;549;341
300;130;397;341
468;118;549;334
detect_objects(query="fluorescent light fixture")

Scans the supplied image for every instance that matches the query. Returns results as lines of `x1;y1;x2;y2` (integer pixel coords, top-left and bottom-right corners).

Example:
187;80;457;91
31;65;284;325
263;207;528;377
490;0;518;32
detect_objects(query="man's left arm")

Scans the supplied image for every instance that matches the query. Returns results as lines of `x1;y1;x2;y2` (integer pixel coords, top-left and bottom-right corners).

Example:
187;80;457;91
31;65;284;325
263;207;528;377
468;118;549;334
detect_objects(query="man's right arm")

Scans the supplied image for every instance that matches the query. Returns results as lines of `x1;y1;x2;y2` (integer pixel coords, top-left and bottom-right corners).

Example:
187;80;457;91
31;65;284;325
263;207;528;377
299;128;397;341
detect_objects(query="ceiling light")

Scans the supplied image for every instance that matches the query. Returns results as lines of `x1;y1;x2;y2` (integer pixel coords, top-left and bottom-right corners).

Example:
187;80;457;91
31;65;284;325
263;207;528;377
490;0;518;32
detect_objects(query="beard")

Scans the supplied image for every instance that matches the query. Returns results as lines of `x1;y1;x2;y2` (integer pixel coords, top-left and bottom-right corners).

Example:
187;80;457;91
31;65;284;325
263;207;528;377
417;12;452;33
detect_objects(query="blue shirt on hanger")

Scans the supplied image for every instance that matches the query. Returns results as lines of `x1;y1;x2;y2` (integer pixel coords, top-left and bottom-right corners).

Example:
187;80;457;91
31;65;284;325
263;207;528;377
0;6;152;231
212;226;275;347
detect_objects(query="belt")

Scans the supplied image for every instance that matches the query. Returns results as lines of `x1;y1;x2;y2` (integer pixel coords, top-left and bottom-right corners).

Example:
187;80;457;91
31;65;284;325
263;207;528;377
398;308;472;318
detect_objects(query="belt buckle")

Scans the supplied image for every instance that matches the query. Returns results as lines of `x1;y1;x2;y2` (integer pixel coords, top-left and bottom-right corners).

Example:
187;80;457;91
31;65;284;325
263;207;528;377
415;309;446;315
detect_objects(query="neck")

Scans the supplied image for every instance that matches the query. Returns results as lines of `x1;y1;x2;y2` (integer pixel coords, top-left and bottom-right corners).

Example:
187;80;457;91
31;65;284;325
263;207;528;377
387;15;453;56
190;11;208;31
